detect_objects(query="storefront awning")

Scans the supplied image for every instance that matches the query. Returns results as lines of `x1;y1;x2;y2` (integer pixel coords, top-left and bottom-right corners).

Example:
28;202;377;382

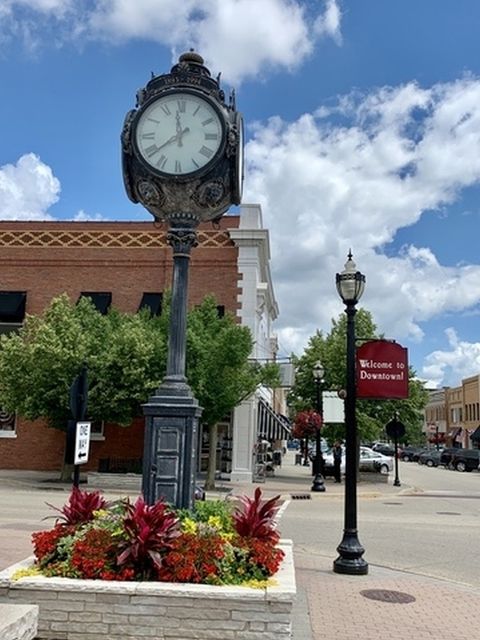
257;399;291;441
470;426;480;442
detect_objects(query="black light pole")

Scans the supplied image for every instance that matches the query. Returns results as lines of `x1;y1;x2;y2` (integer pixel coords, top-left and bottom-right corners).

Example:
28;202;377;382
312;361;326;492
333;251;368;575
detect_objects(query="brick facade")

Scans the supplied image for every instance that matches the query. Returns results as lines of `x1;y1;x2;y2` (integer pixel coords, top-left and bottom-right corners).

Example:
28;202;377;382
0;217;241;472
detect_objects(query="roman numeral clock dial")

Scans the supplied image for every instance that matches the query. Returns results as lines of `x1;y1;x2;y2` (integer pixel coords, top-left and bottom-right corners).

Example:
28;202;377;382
134;92;224;176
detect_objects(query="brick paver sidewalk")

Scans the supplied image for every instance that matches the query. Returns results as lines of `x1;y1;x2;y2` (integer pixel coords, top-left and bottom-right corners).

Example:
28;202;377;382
295;552;480;640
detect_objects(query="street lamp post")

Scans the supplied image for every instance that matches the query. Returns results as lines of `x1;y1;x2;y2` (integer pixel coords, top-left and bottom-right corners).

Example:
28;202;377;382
333;251;368;575
312;361;326;492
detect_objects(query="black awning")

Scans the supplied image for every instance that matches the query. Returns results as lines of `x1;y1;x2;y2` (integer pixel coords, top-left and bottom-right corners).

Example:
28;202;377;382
79;292;112;315
257;399;291;441
470;427;480;442
138;292;163;316
0;291;26;323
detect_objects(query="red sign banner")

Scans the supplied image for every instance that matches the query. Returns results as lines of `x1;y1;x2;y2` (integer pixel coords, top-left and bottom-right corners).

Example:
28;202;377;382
356;340;408;399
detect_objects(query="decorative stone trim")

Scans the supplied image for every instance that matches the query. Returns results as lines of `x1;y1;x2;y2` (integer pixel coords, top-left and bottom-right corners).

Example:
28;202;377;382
0;230;234;249
0;541;295;640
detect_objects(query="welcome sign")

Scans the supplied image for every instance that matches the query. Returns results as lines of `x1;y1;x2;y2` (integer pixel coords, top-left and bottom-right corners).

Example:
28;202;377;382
356;340;409;399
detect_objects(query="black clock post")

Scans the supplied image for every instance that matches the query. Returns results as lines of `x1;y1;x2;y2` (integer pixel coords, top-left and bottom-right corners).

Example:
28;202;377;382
121;51;243;509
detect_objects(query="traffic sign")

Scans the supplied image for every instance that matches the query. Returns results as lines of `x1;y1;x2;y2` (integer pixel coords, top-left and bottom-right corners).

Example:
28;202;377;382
74;421;91;465
385;418;406;440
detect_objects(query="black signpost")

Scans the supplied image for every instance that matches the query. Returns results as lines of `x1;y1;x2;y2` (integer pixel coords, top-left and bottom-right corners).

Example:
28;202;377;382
66;365;89;489
385;417;406;487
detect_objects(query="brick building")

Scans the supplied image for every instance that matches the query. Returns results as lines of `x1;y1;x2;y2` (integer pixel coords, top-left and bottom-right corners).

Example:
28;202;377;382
424;377;480;449
0;204;288;481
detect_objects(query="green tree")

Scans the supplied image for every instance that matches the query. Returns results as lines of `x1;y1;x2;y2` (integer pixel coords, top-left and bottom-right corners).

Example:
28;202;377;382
0;295;167;479
0;294;167;430
185;296;279;490
0;293;278;487
288;309;428;445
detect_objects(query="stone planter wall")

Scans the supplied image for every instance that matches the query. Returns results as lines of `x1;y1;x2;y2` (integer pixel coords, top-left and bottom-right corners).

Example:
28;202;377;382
0;541;295;640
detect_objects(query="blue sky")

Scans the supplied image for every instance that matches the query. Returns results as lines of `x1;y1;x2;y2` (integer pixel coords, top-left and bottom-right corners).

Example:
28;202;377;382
1;0;480;389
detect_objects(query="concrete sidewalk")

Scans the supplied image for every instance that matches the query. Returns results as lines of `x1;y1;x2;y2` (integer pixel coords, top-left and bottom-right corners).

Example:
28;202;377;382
1;457;479;640
216;453;480;640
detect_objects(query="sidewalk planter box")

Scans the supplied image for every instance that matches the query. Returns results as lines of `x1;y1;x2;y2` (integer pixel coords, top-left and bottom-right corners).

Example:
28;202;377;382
0;541;295;640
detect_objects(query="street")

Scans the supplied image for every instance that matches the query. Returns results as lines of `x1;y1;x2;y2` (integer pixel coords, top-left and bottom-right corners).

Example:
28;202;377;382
281;460;480;588
1;462;479;589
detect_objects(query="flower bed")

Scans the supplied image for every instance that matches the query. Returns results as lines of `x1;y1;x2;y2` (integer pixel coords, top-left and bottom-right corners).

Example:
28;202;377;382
0;487;295;639
0;542;294;640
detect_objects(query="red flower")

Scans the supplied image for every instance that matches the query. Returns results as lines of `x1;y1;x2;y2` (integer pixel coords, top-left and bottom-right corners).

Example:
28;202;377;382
292;410;322;439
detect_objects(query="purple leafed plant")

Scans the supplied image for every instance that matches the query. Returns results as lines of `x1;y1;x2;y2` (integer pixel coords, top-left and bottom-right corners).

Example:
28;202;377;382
117;497;180;579
233;487;281;543
46;487;109;525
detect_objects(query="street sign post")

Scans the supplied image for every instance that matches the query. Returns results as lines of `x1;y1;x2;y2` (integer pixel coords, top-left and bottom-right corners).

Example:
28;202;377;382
386;418;406;487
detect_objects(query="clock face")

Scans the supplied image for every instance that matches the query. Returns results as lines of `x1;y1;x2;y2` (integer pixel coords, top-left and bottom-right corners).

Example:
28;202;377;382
134;92;224;176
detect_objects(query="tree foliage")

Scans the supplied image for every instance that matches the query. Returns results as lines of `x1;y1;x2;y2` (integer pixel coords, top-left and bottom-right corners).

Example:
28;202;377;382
0;294;167;429
288;309;428;445
185;296;279;489
0;293;279;485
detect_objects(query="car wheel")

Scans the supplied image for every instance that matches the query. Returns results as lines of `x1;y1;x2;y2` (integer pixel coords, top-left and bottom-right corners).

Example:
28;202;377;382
455;460;466;472
403;455;410;462
426;459;434;467
380;464;389;474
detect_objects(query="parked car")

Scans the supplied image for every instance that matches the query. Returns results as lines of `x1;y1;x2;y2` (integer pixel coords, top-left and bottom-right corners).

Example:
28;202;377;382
442;448;480;472
439;447;462;468
400;446;425;462
417;449;443;467
323;446;393;475
371;442;396;457
359;447;393;473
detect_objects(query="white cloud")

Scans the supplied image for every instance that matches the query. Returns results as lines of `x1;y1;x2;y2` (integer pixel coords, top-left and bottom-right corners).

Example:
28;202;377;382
314;0;342;45
244;77;480;366
0;153;59;219
0;0;343;83
421;329;480;388
72;210;109;221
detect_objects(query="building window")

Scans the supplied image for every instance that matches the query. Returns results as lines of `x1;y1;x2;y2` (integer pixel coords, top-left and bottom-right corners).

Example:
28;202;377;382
217;305;225;318
79;292;112;315
0;291;26;336
138;292;163;316
0;409;16;437
90;420;105;441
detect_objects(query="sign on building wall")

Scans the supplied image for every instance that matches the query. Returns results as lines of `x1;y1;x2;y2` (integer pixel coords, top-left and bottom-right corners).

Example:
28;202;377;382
356;340;409;399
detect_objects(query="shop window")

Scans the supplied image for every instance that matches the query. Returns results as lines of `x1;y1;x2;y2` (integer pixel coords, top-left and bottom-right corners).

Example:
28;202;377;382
90;420;105;441
0;409;17;437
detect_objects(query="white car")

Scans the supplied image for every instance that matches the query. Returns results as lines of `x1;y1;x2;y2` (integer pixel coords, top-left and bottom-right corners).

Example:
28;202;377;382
358;446;393;473
323;446;393;475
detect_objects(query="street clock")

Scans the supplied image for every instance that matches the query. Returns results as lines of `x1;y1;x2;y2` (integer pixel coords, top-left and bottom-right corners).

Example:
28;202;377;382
122;51;244;222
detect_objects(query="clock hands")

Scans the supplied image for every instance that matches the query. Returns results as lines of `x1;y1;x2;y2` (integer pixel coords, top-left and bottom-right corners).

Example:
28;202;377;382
154;113;189;153
175;111;189;147
156;132;180;151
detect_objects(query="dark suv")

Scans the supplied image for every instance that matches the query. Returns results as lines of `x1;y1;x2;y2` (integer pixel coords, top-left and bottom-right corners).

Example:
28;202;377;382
441;448;480;472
